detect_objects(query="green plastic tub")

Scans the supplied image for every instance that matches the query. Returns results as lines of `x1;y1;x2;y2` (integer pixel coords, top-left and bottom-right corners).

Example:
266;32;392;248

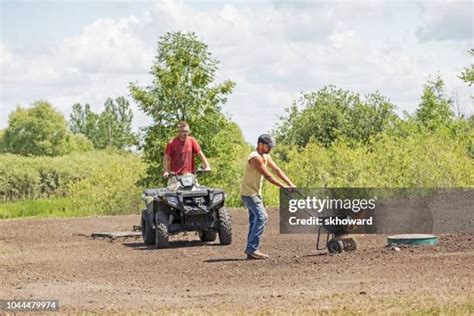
387;234;438;246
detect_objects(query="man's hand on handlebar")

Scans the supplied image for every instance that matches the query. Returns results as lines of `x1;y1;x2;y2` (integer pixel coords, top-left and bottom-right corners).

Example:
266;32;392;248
284;185;297;193
197;165;211;173
163;171;177;179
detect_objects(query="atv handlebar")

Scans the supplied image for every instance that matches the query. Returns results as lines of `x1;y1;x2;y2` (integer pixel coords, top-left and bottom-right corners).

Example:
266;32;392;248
196;168;211;175
167;169;209;179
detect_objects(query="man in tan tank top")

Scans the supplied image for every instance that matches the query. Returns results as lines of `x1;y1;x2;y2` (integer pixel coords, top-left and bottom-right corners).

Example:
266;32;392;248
240;134;295;260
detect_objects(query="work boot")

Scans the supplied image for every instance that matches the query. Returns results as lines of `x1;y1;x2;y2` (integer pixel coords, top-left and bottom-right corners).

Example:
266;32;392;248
246;250;269;260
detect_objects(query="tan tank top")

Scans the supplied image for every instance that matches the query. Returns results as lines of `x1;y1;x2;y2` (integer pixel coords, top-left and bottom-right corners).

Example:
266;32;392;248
240;151;269;196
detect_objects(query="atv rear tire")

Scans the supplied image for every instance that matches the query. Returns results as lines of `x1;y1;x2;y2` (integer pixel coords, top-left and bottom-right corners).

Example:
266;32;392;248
199;230;217;242
217;207;232;245
141;210;155;246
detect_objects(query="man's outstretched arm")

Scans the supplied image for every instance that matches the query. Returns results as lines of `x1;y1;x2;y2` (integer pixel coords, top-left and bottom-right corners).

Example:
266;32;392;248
267;156;295;187
249;156;287;188
163;154;171;177
197;151;211;170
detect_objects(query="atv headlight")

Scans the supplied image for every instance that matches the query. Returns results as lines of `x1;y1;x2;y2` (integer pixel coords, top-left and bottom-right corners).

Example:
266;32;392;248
212;193;224;204
180;174;195;187
166;196;178;206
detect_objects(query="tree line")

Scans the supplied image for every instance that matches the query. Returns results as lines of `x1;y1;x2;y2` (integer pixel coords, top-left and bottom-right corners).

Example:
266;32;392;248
274;75;473;151
1;31;472;194
0;97;137;156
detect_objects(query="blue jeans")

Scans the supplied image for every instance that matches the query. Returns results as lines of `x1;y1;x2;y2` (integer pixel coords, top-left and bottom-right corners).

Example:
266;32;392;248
242;195;268;253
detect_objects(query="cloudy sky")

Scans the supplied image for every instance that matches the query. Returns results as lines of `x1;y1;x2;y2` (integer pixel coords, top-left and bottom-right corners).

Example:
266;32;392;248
1;0;472;142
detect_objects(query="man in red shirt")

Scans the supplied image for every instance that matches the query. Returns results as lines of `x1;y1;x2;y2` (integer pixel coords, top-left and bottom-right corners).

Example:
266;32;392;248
142;122;211;240
162;121;211;181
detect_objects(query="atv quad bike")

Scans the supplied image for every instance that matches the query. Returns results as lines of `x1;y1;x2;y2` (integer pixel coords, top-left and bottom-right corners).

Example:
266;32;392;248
141;170;232;248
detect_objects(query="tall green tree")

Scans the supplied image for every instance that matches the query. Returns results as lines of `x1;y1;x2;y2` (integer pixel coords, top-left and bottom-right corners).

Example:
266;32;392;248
275;86;397;148
415;75;454;130
0;129;6;153
3;101;70;156
459;49;474;86
69;97;136;150
70;103;87;134
96;97;136;149
130;31;235;185
69;103;99;143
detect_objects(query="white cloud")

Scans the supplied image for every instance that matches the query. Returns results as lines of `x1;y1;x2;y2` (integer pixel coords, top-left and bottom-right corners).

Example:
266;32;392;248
60;16;153;74
1;1;472;142
0;12;155;129
0;43;13;65
416;1;472;42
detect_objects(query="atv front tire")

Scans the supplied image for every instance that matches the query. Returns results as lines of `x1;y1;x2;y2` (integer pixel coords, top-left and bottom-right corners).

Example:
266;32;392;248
141;210;155;246
154;210;170;249
217;207;232;245
199;230;217;242
155;223;169;248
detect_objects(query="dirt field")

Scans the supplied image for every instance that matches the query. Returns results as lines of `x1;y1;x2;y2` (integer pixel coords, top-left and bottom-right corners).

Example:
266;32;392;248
1;208;473;315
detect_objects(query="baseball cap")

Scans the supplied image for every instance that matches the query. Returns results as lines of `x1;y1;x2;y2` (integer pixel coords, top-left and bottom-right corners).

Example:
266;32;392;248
258;134;275;148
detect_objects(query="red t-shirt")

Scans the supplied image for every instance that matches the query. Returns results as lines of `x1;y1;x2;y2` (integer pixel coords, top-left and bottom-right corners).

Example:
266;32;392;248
164;136;201;174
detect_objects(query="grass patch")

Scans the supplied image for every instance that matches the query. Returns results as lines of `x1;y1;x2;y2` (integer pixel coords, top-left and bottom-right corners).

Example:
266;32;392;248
0;197;75;219
0;197;142;219
0;150;146;219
